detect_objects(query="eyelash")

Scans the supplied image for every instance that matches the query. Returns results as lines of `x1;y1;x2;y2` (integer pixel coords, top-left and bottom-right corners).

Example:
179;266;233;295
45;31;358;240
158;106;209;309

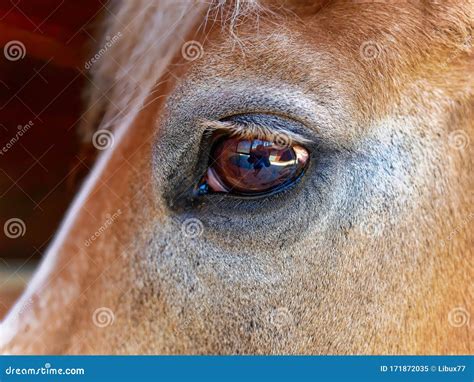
199;119;312;147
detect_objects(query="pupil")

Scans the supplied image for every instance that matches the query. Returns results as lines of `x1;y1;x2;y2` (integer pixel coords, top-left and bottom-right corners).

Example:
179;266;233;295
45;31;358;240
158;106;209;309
247;144;271;172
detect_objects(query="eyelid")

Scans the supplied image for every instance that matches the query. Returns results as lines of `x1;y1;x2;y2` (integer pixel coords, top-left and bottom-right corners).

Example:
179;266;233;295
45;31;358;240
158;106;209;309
199;118;313;147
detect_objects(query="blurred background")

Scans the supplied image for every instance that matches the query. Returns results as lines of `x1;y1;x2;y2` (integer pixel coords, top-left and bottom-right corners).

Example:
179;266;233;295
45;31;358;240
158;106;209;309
0;0;105;319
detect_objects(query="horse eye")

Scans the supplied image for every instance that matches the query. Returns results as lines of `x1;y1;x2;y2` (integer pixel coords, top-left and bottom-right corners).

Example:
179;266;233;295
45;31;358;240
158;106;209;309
197;135;310;197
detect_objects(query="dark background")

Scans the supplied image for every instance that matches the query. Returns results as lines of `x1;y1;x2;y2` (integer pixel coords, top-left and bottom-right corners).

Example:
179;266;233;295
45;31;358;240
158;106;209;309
0;0;105;317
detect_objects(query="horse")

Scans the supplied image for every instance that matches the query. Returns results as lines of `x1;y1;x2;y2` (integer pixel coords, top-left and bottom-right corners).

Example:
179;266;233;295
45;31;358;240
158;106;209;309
1;0;472;354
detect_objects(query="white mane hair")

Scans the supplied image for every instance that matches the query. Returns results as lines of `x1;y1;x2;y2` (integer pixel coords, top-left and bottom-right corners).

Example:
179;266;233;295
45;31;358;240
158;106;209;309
80;0;265;142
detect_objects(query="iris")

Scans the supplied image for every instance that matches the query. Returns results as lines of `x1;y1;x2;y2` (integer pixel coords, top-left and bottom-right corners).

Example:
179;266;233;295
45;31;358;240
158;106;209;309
198;135;309;197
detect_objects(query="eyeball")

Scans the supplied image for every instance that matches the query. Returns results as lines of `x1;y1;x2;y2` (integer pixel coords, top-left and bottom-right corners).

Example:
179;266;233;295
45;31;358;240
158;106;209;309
198;135;309;197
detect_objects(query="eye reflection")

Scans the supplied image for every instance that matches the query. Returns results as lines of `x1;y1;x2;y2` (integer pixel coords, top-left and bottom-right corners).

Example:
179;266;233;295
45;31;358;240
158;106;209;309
198;135;309;197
